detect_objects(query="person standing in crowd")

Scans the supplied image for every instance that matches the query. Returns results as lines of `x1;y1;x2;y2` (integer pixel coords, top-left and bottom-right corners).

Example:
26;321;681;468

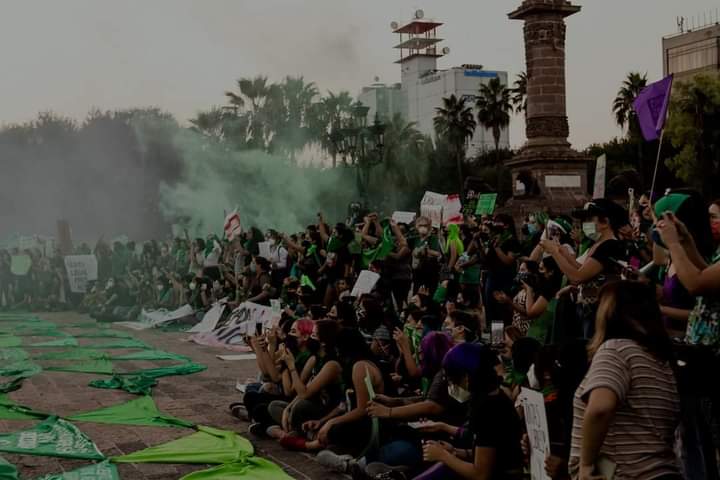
411;217;442;295
570;281;681;480
483;214;520;328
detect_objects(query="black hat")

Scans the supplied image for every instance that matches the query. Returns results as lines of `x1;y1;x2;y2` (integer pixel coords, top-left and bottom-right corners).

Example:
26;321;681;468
572;199;629;231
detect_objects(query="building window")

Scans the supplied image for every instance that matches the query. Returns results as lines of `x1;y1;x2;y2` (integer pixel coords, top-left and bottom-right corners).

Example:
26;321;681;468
667;38;719;74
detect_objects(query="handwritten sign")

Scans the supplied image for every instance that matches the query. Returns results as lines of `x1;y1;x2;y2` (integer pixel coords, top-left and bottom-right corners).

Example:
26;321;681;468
64;255;98;293
475;193;498;216
442;194;463;225
224;211;242;240
520;387;551;480
392;211;417;225
420;205;443;228
350;270;381;298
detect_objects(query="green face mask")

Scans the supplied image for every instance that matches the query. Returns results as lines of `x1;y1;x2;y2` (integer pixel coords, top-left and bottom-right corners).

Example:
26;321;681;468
582;222;600;241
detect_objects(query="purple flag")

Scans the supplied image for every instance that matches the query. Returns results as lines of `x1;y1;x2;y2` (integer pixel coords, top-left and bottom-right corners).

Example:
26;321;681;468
633;75;673;141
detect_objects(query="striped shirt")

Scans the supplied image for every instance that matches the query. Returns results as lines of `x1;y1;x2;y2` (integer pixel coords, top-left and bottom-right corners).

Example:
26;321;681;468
569;339;681;480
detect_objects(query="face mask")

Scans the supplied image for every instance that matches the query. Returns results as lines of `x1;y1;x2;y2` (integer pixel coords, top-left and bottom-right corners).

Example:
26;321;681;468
712;220;720;242
189;282;197;291
527;364;540;390
417;226;429;236
527;223;538;235
249;262;257;273
156;284;164;292
582;222;600;241
447;383;471;403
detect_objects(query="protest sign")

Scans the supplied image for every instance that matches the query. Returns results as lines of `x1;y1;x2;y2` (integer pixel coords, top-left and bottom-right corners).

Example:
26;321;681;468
258;242;272;260
224;212;242;240
475;193;498;216
391;211;417;225
191;301;277;349
10;255;32;276
63;255;98;293
593;154;607;199
350;270;381;298
188;303;226;333
420;205;443;228
442;194;463;225
520;388;551;480
115;304;194;330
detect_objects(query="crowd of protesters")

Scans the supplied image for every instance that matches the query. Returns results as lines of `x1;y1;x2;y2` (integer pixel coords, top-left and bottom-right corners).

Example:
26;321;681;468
2;190;720;480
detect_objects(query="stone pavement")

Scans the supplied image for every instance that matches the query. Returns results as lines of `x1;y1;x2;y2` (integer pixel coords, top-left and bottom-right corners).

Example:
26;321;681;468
0;311;347;480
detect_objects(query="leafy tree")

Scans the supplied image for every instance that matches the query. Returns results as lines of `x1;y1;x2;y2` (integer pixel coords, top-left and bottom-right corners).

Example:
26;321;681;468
476;77;512;164
434;94;477;194
612;72;648;187
511;71;527;114
665;74;720;198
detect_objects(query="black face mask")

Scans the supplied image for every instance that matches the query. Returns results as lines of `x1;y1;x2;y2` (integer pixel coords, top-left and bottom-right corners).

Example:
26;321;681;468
307;338;321;354
284;335;299;354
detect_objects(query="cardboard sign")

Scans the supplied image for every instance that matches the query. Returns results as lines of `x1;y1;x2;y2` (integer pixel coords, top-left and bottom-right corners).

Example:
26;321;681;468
391;211;417;225
350;270;381;298
421;191;446;207
520;388;552;480
64;255;98;293
224;212;242;240
475;193;498;216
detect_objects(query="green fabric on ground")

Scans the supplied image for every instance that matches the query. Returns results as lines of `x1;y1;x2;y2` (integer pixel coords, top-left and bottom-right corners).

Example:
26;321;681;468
14;329;67;337
88;375;157;395
0;361;42;378
73;331;133;339
28;337;78;348
84;339;150;349
0;337;21;348
44;359;114;375
0;416;104;460
0;394;48;421
33;349;107;361
179;457;293;480
0;349;28;362
110;350;190;362
0;378;24;395
112;425;253;464
69;395;193;428
34;460;119;480
0;456;19;480
89;362;206;395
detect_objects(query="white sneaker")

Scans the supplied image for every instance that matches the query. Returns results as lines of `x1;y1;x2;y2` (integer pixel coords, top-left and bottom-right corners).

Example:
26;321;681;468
316;449;354;473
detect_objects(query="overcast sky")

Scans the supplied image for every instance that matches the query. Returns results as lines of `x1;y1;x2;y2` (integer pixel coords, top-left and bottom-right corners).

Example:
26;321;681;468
1;0;717;149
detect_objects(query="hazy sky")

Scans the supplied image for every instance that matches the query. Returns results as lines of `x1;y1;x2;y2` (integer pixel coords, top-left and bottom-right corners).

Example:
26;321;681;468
1;0;717;149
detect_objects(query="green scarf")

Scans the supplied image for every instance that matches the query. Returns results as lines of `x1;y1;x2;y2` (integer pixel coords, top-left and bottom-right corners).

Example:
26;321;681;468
444;224;464;255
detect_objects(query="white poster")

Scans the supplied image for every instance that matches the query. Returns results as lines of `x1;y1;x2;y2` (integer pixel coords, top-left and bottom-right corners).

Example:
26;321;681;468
258;241;272;260
391;211;417;225
115;304;195;330
191;301;278;349
420;205;443;228
520;387;552;480
442;194;463;225
350;270;381;298
64;255;98;293
593;154;607;199
188;302;226;333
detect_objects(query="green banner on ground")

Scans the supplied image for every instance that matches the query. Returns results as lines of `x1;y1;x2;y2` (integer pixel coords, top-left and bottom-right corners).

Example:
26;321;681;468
0;361;42;378
89;362;206;395
84;339;150;350
35;460;119;480
0;456;18;480
28;338;78;348
73;331;133;339
0;394;48;421
0;337;22;348
69;395;193;429
179;457;294;480
110;350;190;362
0;349;28;362
44;359;114;375
112;425;252;464
0;417;104;460
33;350;107;361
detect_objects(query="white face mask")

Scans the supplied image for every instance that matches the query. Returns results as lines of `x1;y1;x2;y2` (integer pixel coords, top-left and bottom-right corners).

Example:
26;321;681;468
417;226;429;236
527;363;540;390
249;262;257;273
582;222;600;241
156;284;164;292
448;383;471;403
189;282;197;291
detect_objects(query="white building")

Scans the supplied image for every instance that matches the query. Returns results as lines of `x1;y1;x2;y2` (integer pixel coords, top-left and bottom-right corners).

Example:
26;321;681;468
358;11;510;157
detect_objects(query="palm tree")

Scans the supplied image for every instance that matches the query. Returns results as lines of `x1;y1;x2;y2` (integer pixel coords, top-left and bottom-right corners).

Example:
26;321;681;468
312;91;354;167
511;72;528;114
276;76;319;161
225;76;270;149
476;77;512;164
612;72;648;138
434;94;477;193
612;72;648;186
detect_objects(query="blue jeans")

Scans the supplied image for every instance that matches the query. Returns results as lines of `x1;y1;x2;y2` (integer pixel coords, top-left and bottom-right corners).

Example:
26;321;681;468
369;439;422;467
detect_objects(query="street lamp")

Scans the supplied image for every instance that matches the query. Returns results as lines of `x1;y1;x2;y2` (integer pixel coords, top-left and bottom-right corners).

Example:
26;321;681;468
331;103;385;206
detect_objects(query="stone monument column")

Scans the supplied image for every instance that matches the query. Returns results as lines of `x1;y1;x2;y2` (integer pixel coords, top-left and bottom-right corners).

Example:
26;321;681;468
506;0;590;214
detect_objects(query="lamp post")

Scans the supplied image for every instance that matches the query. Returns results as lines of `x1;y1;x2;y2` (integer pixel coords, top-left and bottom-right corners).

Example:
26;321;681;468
332;102;386;206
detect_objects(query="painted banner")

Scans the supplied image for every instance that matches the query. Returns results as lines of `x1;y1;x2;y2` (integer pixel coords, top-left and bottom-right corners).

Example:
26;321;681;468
191;302;278;349
519;388;551;480
593;154;607;199
442;194;463;225
188;303;226;333
115;305;194;330
350;270;381;298
63;255;98;293
224;212;242;240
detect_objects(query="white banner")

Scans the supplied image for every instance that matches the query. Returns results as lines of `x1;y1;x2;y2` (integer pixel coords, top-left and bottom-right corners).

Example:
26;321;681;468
115;304;195;330
191;301;279;349
520;387;552;480
188;302;226;333
64;255;98;293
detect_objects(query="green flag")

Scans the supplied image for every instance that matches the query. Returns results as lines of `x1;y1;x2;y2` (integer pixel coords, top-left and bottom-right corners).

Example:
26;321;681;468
362;225;394;268
113;425;253;464
0;394;48;421
28;338;78;348
299;275;316;291
179;457;294;480
34;460;119;480
69;395;193;429
33;350;107;361
475;193;497;216
73;331;133;339
110;350;190;362
89;362;207;395
0;361;42;378
0;349;28;362
84;339;150;350
44;359;114;375
0;378;24;395
0;417;104;460
0;456;18;480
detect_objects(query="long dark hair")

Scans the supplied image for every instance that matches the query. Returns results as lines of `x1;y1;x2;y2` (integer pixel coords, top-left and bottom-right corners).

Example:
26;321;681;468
589;280;674;363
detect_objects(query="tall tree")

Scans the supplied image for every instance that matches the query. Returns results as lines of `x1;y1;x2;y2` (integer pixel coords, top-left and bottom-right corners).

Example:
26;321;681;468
225;75;270;149
312;91;354;167
511;71;528;114
434;94;477;193
612;72;648;186
476;77;512;164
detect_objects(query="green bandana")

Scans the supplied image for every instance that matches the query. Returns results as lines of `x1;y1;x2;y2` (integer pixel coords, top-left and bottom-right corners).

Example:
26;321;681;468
0;416;104;460
179;457;294;480
35;460;119;480
69;395;193;429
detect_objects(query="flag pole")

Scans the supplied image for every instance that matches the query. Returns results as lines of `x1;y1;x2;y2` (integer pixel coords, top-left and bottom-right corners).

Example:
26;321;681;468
649;125;666;202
